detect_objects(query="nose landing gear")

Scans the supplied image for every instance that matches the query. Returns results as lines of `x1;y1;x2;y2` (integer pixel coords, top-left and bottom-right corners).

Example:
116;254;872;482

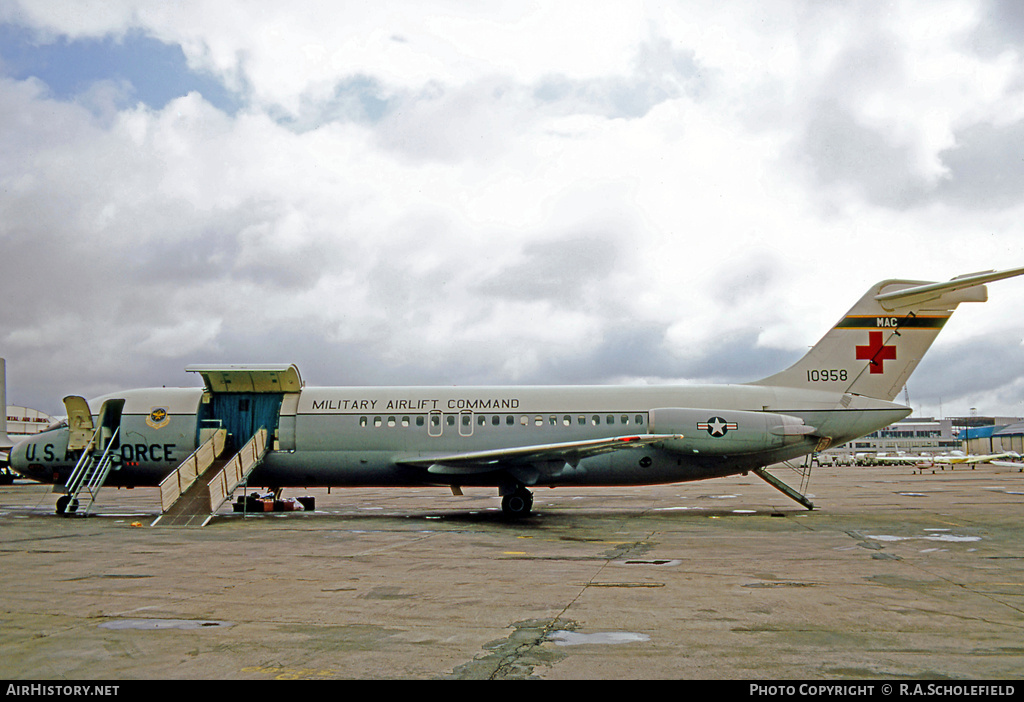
55;495;79;516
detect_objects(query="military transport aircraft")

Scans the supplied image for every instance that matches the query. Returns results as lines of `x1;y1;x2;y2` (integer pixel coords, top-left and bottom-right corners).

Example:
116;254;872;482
3;267;1023;522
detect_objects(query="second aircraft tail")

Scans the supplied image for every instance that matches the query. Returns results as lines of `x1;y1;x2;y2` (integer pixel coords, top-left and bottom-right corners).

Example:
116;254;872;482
0;359;11;450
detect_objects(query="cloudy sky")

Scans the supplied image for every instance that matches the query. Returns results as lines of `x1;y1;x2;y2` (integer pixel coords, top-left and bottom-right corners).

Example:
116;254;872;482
1;0;1023;420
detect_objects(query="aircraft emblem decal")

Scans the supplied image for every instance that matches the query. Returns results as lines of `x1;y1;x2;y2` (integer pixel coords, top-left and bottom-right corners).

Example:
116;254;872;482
855;331;896;374
146;407;170;429
698;417;738;437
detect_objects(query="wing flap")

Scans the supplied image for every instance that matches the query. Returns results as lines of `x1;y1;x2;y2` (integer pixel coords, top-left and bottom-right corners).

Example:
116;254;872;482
396;433;683;472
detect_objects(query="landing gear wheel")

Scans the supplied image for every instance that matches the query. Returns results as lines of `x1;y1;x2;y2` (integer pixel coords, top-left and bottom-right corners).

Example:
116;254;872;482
55;495;79;516
501;488;534;519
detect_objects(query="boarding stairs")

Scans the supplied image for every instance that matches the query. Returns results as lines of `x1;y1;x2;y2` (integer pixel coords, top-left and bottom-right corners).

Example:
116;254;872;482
58;426;121;516
154;427;269;527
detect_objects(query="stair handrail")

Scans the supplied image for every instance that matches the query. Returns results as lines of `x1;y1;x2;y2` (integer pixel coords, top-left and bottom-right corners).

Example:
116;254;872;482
63;424;103;494
158;429;227;513
84;427;120;494
207;428;268;513
79;427;120;515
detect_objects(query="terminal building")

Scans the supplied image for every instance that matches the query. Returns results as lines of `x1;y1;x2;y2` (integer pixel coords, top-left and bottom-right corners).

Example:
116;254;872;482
960;421;1024;455
826;417;961;463
6;405;56;437
823;414;1024;464
2;360;55;444
2;405;57;483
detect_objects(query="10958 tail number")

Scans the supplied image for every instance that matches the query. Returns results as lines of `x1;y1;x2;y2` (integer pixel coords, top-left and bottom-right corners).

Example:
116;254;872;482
807;369;848;382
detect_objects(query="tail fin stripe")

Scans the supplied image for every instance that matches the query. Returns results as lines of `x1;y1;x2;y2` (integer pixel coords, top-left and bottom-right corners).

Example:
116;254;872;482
834;314;949;329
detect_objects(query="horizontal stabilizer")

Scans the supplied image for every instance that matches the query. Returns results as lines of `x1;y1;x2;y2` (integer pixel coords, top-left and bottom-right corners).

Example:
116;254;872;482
875;266;1024;308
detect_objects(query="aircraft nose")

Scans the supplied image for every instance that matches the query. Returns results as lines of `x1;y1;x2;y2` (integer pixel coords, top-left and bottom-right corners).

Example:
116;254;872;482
6;441;42;481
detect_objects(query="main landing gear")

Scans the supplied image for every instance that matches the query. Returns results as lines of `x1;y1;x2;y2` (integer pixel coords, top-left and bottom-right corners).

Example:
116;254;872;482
501;486;534;519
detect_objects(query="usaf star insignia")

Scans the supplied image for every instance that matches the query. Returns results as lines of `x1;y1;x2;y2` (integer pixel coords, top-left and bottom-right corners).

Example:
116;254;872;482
697;416;738;437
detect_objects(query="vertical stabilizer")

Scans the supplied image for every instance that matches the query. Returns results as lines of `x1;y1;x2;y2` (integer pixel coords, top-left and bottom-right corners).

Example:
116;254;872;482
0;359;11;449
750;267;1024;401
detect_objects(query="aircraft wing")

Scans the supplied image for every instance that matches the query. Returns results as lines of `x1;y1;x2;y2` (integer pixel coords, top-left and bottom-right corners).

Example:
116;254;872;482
957;451;1020;464
991;460;1024;468
396;433;684;476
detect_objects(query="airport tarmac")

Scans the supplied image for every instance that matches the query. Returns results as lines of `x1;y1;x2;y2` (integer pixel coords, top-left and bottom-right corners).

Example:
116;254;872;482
0;463;1022;680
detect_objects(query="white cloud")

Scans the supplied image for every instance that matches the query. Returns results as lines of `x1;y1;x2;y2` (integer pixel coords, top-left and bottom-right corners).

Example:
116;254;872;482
2;0;1024;419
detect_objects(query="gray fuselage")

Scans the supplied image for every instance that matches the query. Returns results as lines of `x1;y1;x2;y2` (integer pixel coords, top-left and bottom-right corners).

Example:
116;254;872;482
11;382;910;490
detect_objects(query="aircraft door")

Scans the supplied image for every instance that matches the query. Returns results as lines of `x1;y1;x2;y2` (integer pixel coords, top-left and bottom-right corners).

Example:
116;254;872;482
202;393;283;453
63;396;94;452
61;396;125;454
96;399;125;451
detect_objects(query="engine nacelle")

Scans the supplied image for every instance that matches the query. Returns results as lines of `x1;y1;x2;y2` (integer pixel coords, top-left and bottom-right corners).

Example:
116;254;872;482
649;407;817;456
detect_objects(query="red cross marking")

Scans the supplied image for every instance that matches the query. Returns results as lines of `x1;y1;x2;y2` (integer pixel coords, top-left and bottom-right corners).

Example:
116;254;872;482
856;331;896;374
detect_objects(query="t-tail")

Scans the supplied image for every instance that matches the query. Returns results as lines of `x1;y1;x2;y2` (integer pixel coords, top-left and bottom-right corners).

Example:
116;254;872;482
0;358;11;450
750;266;1024;401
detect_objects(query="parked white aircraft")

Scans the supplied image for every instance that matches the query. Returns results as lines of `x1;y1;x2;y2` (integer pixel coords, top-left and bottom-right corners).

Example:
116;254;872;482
872;452;933;464
932;450;1021;465
3;267;1023;520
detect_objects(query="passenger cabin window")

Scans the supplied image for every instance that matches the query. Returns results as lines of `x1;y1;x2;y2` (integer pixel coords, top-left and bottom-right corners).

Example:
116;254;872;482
354;411;639;430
